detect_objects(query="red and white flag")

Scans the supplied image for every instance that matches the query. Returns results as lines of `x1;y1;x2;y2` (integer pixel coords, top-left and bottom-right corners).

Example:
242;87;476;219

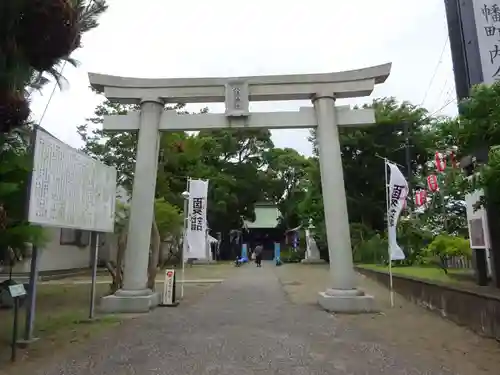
415;190;427;206
427;174;439;192
435;151;446;172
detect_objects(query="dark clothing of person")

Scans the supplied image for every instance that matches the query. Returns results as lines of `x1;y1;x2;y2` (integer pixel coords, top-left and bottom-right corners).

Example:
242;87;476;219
254;245;263;256
254;245;263;267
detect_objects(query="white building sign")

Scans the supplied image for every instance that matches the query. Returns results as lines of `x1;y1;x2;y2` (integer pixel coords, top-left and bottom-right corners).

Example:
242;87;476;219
473;0;500;84
28;128;117;233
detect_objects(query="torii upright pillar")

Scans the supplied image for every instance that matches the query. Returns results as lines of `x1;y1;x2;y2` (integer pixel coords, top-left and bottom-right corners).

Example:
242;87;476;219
89;63;391;313
313;94;371;311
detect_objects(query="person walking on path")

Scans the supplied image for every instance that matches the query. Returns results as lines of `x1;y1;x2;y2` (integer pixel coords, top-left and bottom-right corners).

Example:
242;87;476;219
254;244;263;267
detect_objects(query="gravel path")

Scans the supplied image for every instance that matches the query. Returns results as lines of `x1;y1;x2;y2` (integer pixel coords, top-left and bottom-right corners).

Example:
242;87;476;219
276;264;500;375
29;263;461;374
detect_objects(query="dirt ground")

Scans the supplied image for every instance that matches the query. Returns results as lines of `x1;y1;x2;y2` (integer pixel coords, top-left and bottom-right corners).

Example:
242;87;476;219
274;263;500;375
49;262;235;284
8;263;498;374
0;264;235;373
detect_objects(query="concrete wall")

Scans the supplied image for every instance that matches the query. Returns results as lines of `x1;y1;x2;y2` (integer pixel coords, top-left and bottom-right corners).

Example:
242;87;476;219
11;227;92;273
6;228;118;275
356;267;500;341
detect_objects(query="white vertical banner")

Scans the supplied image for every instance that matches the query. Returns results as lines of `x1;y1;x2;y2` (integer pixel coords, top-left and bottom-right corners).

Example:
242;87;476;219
472;0;500;84
386;162;407;261
186;179;209;259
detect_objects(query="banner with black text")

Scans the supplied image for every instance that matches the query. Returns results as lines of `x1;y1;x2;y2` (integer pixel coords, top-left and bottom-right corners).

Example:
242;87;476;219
387;162;407;260
185;179;209;259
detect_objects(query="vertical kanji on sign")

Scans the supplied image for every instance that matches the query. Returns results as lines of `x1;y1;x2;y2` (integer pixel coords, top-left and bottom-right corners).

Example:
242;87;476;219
190;197;205;231
476;2;500;82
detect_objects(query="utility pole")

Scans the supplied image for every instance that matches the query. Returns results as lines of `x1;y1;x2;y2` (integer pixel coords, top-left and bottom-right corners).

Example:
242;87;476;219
403;122;413;212
443;0;500;287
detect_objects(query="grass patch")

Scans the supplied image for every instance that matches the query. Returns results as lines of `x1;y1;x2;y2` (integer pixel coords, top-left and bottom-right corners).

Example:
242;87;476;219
0;264;236;370
0;283;123;366
357;264;474;284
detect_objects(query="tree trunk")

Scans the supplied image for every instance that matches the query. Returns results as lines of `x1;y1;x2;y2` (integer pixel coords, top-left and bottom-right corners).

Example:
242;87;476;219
158;239;165;266
116;231;126;289
107;230;127;294
147;217;161;290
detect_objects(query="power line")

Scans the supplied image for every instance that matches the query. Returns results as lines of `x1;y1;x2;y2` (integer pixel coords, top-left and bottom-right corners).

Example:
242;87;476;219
420;36;449;107
435;76;450;105
37;0;95;126
38;61;68;125
428;97;457;117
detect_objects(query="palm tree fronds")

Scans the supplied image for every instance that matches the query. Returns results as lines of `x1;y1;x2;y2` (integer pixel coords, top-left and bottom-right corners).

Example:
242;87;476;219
27;71;50;93
74;0;109;34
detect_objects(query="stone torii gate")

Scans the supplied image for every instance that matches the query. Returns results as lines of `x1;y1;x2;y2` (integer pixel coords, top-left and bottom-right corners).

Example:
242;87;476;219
89;63;391;313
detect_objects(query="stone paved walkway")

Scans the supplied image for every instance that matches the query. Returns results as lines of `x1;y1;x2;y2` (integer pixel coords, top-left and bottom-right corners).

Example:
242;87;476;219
33;264;458;374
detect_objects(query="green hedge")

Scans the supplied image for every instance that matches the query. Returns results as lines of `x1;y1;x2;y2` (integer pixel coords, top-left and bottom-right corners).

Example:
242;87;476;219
280;246;305;263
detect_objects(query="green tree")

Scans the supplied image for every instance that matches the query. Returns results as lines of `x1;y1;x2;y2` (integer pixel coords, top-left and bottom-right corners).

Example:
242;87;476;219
412;160;468;237
76;98;186;193
0;130;48;267
0;0;108;267
300;97;445;260
451;83;500;155
77;101;139;191
156;132;204;208
1;0;108;133
154;198;183;239
444;82;500;207
423;234;472;273
78;99;275;259
196;128;274;257
263;147;312;229
106;197;183;293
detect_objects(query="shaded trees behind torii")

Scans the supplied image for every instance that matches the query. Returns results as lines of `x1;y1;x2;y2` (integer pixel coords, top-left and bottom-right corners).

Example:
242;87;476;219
77;99;277;260
299;98;445;259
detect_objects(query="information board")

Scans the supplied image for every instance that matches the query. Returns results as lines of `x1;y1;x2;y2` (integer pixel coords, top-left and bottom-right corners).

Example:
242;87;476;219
27;128;117;233
8;284;27;298
465;186;491;249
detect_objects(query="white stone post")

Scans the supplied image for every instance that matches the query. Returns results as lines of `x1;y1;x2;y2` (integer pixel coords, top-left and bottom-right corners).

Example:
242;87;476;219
313;94;375;312
301;228;323;264
122;98;163;292
101;98;163;313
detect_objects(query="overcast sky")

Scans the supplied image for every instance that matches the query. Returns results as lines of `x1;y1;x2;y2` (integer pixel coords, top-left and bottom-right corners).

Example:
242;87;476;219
29;0;457;157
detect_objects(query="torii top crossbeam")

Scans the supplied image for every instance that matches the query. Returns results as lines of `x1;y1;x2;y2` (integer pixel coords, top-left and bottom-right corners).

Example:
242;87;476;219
88;63;391;104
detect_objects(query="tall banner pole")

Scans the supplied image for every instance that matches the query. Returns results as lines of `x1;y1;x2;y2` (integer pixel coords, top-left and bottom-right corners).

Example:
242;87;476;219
22;126;39;345
89;232;99;320
181;178;189;299
384;159;395;307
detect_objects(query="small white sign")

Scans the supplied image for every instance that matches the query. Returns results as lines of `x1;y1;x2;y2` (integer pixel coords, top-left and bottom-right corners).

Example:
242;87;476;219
162;269;175;305
465;186;491;249
224;81;250;117
8;284;27;298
